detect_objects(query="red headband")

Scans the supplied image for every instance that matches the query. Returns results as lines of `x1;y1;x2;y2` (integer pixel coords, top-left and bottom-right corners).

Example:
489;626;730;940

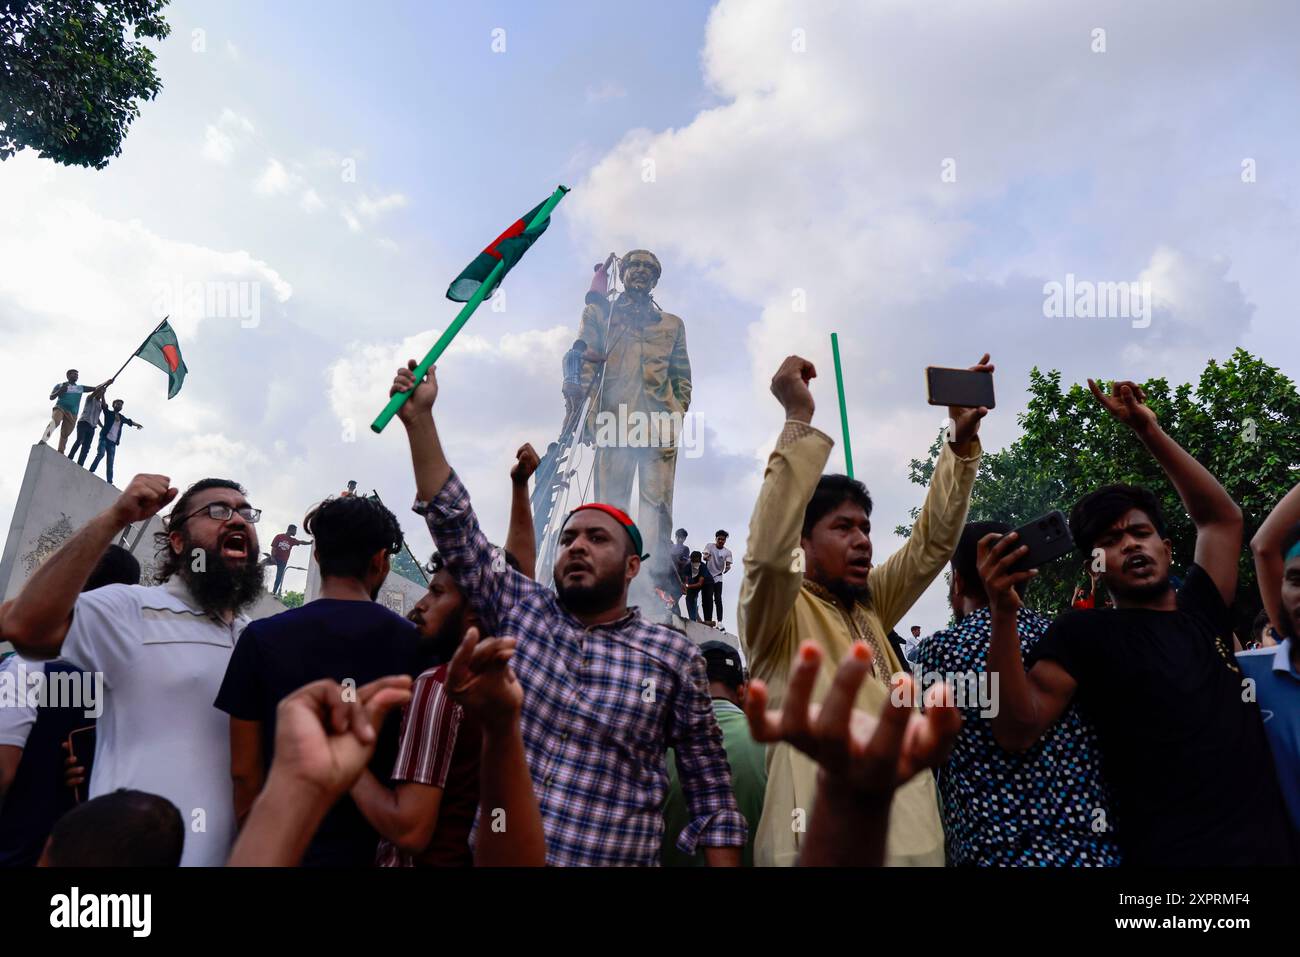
566;503;648;560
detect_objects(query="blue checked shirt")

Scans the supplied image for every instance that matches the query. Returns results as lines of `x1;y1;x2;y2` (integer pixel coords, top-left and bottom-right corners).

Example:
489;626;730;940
416;472;746;866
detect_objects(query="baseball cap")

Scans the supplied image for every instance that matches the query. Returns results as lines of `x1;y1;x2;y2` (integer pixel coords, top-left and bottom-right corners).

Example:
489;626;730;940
699;640;745;689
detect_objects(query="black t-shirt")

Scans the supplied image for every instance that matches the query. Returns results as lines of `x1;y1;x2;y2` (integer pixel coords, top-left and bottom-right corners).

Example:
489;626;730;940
1030;563;1295;865
684;565;713;588
214;599;423;867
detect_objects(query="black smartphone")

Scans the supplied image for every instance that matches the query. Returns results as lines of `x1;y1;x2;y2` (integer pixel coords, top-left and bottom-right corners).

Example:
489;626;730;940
1008;510;1075;572
66;725;96;803
926;366;996;409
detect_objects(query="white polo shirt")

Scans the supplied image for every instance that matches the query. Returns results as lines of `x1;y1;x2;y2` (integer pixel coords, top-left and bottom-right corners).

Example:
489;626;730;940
0;654;39;749
61;577;249;867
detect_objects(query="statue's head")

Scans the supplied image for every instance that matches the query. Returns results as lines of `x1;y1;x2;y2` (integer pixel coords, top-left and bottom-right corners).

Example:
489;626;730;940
622;250;661;296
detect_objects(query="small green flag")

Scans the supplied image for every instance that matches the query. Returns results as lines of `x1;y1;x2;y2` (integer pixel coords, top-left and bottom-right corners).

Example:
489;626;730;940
136;320;188;399
446;189;567;302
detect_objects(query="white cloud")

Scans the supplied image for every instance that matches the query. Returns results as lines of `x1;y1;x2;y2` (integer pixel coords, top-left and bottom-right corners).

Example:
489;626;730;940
219;108;254;135
586;81;627;104
200;108;255;165
0;166;292;342
356;192;409;219
299;188;325;213
202;125;236;164
254;158;296;196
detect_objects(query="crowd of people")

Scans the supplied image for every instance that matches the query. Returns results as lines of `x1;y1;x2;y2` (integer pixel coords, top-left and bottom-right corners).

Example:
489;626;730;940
41;369;144;486
1;350;1297;868
669;527;733;625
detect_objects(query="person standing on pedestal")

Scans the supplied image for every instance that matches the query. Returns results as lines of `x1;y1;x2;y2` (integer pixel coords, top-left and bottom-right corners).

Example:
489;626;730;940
41;370;111;454
703;530;733;626
88;400;142;487
68;381;112;468
268;524;311;597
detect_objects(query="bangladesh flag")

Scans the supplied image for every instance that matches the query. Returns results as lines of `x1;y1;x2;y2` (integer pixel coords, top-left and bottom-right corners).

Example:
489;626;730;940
136;319;188;399
446;187;569;302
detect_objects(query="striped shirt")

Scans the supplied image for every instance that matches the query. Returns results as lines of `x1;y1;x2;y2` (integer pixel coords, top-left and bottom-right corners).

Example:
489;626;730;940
375;665;464;867
416;472;746;866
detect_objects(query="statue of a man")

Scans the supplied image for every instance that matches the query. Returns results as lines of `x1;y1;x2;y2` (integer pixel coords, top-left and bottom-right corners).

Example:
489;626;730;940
577;249;691;585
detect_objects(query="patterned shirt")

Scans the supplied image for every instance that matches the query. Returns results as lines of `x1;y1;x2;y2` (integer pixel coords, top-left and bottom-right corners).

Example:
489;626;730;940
375;665;464;868
912;606;1121;866
416;472;746;866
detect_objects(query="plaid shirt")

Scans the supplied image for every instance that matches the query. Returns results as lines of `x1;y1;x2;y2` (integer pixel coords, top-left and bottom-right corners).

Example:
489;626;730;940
416;472;746;866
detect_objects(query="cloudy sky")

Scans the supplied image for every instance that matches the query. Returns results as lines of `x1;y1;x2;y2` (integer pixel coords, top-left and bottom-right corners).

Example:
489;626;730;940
3;0;1298;633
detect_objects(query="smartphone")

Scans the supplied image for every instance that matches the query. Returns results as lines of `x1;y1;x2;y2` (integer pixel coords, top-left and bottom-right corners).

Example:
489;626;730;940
66;725;96;804
926;366;996;409
1008;510;1075;573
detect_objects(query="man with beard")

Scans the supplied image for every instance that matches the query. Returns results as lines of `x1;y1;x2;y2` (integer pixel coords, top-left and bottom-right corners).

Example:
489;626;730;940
2;474;264;865
215;494;421;866
739;354;988;867
353;551;506;867
390;360;745;866
982;378;1295;865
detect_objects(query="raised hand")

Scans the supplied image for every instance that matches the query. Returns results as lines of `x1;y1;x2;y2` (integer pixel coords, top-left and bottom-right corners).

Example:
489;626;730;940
511;443;540;485
1088;378;1157;435
269;676;412;800
770;355;817;423
976;531;1036;614
947;353;993;453
391;360;439;425
109;473;177;528
445;627;522;735
744;641;961;799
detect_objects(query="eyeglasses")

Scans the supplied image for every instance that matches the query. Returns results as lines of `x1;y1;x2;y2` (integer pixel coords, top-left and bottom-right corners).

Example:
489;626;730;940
175;503;262;526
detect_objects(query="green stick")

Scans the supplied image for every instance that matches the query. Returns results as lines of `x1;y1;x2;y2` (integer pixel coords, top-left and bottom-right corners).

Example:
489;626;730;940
831;332;854;478
370;186;570;434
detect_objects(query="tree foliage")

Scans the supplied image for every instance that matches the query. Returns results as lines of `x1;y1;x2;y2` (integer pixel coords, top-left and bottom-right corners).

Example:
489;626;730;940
1;0;170;169
895;349;1300;631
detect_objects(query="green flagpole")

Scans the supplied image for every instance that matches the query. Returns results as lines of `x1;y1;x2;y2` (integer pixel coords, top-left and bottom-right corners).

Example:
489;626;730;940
371;185;570;434
830;332;854;478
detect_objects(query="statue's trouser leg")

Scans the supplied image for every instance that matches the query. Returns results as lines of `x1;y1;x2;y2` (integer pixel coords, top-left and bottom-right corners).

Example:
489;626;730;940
593;443;637;513
638;445;678;580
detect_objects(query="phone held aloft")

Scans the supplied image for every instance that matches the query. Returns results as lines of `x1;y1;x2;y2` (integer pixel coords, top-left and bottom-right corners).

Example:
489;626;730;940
926;366;996;410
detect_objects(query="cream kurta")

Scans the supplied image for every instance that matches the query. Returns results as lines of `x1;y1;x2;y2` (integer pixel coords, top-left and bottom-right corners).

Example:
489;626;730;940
738;420;980;866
